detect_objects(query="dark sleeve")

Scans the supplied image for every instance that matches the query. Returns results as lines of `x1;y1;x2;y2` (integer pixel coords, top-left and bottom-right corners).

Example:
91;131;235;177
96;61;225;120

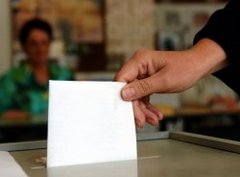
194;0;240;95
194;0;240;64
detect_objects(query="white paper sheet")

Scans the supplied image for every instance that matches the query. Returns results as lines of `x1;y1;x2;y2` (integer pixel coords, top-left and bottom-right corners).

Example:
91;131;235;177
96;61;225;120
47;81;137;167
0;151;28;177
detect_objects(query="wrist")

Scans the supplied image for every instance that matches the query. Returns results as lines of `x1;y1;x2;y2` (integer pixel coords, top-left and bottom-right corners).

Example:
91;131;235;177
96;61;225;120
190;38;227;77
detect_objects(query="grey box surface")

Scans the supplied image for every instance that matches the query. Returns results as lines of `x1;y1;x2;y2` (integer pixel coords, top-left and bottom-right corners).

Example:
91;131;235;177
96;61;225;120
1;131;240;177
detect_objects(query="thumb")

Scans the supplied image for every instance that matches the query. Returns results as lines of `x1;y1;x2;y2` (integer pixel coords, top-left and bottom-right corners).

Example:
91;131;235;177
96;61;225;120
121;78;155;101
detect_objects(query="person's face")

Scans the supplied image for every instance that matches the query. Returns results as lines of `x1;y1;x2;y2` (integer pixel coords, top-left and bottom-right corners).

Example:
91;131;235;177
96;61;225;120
23;29;51;65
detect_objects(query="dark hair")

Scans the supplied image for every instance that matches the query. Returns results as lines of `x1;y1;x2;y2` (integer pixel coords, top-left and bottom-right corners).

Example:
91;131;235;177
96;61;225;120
19;18;53;45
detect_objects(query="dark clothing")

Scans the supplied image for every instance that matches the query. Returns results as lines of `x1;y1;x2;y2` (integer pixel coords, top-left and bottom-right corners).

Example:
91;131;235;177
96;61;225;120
194;0;240;95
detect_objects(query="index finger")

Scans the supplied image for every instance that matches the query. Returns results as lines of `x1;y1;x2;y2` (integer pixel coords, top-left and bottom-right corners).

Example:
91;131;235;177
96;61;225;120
114;57;139;83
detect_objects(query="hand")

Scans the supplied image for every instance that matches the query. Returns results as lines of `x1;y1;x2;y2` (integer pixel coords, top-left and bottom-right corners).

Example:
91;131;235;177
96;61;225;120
115;39;227;128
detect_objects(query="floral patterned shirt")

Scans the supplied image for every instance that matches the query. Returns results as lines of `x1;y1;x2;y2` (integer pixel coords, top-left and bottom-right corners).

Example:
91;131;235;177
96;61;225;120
0;60;74;116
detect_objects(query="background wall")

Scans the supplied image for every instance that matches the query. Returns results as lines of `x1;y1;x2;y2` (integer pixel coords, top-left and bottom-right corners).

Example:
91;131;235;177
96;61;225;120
0;0;11;75
0;0;227;73
106;0;155;60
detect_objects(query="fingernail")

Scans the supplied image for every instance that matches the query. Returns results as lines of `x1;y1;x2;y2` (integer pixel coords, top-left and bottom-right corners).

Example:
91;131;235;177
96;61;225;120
122;87;135;100
136;119;144;129
159;115;164;120
157;112;163;120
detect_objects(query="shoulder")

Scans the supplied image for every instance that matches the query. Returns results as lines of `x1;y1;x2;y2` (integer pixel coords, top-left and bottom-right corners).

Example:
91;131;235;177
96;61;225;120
0;63;30;83
0;64;31;94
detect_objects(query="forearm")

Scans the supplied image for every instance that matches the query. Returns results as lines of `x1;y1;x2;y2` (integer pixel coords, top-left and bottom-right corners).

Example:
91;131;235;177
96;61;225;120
190;38;227;77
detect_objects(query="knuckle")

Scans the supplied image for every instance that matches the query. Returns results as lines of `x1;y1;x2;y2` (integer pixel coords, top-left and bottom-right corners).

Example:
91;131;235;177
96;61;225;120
160;77;183;93
136;80;152;96
114;72;120;81
159;77;173;92
114;71;124;81
135;48;149;58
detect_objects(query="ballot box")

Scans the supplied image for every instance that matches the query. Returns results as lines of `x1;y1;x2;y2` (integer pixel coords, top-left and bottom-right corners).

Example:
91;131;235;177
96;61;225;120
1;131;240;177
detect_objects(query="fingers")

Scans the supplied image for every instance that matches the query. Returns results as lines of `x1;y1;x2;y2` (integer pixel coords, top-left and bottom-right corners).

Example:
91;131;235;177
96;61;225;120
133;100;146;128
146;103;163;120
115;49;161;83
142;108;160;127
133;99;163;128
121;76;157;101
115;49;168;128
114;57;139;83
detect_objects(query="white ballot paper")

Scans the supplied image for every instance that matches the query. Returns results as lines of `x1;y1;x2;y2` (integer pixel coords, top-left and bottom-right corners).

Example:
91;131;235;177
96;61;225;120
47;81;137;167
0;151;28;177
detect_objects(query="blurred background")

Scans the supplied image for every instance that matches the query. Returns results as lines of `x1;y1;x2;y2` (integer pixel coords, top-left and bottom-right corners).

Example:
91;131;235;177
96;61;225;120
1;0;240;143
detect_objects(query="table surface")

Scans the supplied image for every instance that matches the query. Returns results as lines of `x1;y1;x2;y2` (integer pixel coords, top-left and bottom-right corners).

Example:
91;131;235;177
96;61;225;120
10;138;240;177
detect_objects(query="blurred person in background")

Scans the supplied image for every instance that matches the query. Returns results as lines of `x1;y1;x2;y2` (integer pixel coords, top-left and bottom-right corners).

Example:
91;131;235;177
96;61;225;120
0;18;73;120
